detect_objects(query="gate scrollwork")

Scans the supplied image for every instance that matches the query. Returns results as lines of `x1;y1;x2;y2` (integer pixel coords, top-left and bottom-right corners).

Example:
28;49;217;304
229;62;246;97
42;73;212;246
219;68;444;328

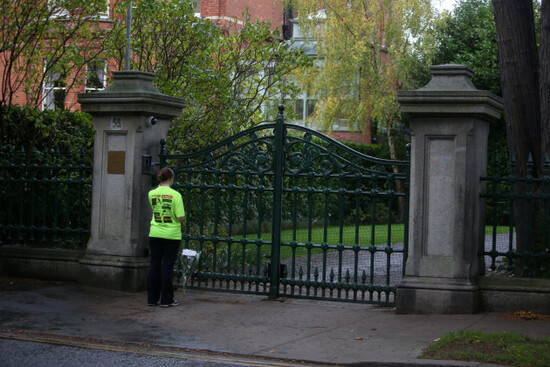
160;106;410;305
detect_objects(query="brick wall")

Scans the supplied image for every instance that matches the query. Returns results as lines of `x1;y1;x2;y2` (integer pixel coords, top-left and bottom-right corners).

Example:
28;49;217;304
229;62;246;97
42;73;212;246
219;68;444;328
2;1;285;112
201;0;284;32
325;130;373;145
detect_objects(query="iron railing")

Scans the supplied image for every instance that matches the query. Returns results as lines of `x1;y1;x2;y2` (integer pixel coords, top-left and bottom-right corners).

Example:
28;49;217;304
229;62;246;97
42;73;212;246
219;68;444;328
162;106;410;305
481;155;550;278
0;141;92;248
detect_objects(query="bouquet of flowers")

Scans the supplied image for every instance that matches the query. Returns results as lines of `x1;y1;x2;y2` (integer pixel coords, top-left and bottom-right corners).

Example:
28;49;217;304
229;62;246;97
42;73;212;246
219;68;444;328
180;249;201;295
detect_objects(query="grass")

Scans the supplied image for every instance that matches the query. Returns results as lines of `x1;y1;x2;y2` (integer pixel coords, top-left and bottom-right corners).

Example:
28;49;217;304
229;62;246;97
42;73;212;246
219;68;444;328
260;224;510;259
190;224;514;269
249;224;405;259
486;225;515;235
420;330;550;367
201;224;511;261
195;224;406;268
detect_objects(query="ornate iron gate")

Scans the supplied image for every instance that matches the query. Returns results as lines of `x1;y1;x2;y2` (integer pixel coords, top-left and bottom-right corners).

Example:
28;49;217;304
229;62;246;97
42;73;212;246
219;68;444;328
160;106;409;305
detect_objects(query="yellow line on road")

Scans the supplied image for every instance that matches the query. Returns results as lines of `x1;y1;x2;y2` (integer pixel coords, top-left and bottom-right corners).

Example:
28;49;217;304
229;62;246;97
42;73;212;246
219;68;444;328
0;328;338;367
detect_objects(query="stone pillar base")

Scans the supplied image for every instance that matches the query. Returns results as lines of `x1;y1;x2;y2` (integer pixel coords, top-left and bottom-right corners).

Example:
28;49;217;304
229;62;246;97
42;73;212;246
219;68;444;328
396;277;480;314
79;254;149;291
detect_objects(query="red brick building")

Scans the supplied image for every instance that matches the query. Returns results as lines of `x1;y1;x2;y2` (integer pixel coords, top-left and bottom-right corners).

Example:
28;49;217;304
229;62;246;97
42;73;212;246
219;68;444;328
1;1;115;111
197;0;286;34
2;0;290;112
3;0;371;144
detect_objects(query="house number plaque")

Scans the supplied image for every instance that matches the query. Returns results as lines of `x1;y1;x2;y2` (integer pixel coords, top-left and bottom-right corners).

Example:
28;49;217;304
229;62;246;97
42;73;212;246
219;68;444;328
107;151;125;174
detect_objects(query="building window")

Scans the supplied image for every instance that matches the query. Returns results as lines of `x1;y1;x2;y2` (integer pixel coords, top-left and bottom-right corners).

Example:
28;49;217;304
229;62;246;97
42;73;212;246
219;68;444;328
43;68;66;111
306;99;316;119
99;0;110;19
292;95;317;127
294;99;304;120
48;0;110;19
48;0;69;18
86;60;106;92
193;0;201;17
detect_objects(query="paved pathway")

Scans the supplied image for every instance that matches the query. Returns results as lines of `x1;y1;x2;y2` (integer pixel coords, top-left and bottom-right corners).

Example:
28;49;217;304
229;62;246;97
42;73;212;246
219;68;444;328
280;234;516;284
1;278;548;366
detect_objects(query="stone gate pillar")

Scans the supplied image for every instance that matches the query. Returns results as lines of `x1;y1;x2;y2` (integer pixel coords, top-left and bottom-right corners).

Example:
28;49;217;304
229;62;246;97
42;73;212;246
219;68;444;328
77;71;184;291
396;65;503;313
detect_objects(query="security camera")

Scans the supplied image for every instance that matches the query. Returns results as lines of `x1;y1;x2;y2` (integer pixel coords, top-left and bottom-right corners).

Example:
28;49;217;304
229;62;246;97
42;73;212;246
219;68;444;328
145;116;158;128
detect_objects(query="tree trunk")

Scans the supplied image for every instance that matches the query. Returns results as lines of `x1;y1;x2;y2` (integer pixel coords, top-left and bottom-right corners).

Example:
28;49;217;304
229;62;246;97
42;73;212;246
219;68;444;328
541;0;550;156
493;0;541;172
492;0;542;276
386;127;406;222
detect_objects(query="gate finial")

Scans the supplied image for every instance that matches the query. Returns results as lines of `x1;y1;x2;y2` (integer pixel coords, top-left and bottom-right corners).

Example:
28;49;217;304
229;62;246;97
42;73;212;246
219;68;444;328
277;104;286;124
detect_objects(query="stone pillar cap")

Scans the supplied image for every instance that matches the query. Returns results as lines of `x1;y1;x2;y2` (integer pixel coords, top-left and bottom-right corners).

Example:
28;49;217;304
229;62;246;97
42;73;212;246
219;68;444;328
419;64;476;91
397;64;503;121
78;71;185;118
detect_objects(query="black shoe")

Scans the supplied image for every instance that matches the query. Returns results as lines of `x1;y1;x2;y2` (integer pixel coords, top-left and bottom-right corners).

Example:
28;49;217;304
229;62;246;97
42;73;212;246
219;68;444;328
148;302;159;307
160;300;179;308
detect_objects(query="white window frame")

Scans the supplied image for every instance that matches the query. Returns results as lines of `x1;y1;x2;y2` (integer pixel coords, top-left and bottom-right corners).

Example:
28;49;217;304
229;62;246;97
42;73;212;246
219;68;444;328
287;90;317;128
194;0;201;18
42;65;66;111
48;0;110;20
85;60;107;93
48;0;69;19
98;0;110;20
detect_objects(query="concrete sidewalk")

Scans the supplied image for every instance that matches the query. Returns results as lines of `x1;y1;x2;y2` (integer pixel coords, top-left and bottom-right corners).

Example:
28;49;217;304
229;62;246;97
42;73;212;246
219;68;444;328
0;278;548;366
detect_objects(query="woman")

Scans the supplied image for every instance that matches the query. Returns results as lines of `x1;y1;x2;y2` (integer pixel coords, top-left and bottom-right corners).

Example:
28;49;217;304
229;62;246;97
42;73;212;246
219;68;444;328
147;167;185;307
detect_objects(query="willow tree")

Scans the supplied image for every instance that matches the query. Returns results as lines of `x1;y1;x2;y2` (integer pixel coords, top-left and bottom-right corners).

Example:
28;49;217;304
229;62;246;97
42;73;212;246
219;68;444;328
283;0;436;162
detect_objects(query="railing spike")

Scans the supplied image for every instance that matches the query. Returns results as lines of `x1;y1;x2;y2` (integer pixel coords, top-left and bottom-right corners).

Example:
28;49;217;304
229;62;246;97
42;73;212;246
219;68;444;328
276;104;286;126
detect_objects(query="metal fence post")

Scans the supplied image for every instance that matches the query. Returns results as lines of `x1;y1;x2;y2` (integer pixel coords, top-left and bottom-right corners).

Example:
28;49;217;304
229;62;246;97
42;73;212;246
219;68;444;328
269;105;286;300
159;138;167;169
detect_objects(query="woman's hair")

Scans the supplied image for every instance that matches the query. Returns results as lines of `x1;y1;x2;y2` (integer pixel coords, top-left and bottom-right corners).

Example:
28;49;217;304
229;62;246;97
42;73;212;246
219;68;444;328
157;167;174;183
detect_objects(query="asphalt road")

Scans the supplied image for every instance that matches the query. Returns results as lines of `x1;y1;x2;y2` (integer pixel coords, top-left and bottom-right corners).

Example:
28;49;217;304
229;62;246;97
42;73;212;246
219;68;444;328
1;338;224;367
0;331;337;367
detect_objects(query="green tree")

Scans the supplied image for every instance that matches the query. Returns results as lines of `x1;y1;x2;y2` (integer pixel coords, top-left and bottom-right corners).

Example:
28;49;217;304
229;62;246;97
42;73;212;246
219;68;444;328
433;0;501;94
0;0;110;155
0;105;94;157
107;1;311;153
282;0;436;162
432;0;509;171
172;13;311;153
0;0;113;109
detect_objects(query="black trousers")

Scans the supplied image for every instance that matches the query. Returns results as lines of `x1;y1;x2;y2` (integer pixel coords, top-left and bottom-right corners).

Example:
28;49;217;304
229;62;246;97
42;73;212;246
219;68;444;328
147;237;180;305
